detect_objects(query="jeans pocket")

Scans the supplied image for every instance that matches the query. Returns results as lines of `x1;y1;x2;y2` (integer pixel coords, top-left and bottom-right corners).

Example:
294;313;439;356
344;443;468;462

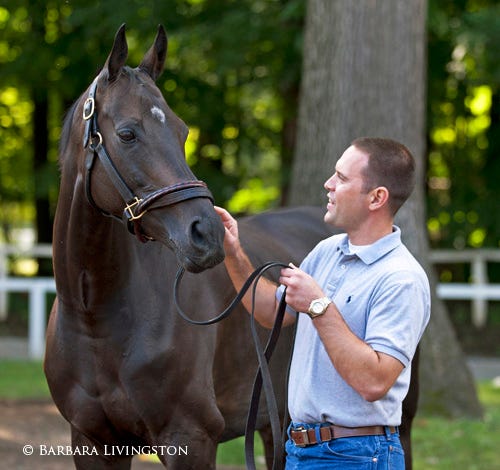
325;436;380;467
286;438;378;470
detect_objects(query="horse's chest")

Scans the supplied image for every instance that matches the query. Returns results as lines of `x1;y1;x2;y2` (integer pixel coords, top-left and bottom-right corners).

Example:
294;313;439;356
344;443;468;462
48;328;147;439
72;364;150;441
100;384;146;434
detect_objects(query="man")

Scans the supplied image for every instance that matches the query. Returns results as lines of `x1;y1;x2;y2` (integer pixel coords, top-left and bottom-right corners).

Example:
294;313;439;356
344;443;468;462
215;137;430;469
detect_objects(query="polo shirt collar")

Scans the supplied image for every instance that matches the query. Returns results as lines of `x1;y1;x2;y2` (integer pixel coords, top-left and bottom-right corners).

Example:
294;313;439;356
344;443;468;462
339;226;402;265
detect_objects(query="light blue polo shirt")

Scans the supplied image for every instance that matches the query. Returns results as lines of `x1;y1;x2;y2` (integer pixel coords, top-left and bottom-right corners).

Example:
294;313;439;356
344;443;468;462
278;227;430;427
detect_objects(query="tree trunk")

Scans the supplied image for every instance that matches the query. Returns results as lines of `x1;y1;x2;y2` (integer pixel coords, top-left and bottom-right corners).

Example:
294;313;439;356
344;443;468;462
288;0;482;418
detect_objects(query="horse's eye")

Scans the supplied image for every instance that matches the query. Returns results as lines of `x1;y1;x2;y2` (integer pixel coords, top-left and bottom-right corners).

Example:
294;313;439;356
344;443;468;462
118;129;136;143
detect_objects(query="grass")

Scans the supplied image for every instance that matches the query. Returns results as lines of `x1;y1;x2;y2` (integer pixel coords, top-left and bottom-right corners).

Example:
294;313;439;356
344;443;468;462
1;359;498;469
412;381;500;470
0;359;50;399
216;435;266;468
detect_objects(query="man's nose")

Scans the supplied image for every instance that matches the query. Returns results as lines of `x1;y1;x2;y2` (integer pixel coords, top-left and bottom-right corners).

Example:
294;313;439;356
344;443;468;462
324;175;336;191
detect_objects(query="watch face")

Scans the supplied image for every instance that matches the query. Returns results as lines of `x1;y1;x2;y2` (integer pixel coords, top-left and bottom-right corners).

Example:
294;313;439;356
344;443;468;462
311;301;323;314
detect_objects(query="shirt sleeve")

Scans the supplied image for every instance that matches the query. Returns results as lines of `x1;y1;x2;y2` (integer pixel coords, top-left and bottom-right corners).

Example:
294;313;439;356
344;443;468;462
364;271;430;367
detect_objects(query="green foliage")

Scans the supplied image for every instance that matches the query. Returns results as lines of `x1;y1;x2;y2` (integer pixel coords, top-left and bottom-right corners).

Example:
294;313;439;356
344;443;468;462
0;87;33;201
159;0;304;209
0;0;499;248
427;0;500;249
0;0;305;242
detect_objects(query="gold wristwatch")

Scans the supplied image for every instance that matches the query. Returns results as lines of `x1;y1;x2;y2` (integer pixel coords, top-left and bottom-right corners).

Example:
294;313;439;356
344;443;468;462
307;297;331;319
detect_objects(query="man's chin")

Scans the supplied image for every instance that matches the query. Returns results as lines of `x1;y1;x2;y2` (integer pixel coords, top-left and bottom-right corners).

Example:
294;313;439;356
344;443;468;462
324;211;335;226
324;212;343;230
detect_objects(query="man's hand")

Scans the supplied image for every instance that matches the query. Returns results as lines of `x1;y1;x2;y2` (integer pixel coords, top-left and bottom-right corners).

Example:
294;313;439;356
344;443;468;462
279;263;326;313
213;205;289;328
214;206;241;258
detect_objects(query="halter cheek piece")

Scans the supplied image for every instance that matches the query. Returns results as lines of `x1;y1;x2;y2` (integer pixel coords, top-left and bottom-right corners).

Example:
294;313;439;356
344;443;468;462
83;76;214;242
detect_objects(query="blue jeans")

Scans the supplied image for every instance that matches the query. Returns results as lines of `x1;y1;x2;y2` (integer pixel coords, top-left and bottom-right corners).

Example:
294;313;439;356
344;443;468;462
285;423;405;469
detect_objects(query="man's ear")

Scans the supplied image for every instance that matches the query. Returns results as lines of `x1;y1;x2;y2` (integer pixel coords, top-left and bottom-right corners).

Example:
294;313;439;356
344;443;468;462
368;186;389;210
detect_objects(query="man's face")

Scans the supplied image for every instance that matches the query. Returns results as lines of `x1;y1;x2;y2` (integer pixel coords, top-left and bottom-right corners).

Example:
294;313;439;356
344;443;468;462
323;145;371;231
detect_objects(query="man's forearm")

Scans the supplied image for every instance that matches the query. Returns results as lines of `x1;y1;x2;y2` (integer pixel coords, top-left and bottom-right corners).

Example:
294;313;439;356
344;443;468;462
313;304;404;402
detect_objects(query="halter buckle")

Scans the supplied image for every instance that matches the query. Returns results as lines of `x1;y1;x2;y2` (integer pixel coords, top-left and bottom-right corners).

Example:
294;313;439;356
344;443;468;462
124;197;146;221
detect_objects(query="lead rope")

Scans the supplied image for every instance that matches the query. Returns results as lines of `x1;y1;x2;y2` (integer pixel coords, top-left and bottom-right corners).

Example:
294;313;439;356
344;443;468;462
174;262;291;470
245;268;288;470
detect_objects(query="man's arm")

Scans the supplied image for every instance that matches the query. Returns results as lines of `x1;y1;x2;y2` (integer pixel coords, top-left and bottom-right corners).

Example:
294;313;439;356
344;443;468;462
215;206;295;329
279;266;404;401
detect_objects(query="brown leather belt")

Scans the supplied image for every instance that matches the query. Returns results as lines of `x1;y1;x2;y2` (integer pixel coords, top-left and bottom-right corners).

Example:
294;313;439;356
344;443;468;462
290;424;397;447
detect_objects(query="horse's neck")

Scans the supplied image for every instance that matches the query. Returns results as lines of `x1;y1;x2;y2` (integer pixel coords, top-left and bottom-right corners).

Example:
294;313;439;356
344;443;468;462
53;171;137;300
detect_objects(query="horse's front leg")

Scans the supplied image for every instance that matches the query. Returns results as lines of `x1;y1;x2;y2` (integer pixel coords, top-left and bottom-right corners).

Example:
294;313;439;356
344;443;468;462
152;405;224;470
155;431;219;469
71;426;132;470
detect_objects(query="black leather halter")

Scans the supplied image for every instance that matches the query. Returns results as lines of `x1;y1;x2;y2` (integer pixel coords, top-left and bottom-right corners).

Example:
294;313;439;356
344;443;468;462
83;76;214;242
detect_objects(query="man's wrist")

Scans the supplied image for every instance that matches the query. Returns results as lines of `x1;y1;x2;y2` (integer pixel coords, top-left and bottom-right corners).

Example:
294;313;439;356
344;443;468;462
307;296;332;319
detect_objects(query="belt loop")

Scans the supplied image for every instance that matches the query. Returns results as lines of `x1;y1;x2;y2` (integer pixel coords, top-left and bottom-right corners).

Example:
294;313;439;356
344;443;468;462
314;426;322;444
384;425;392;441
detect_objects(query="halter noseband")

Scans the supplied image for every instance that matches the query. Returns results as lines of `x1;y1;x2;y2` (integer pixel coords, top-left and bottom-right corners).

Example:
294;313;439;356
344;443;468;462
83;77;214;242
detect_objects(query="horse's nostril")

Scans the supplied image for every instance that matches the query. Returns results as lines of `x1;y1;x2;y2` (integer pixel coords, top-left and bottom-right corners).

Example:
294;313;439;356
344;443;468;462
190;218;206;246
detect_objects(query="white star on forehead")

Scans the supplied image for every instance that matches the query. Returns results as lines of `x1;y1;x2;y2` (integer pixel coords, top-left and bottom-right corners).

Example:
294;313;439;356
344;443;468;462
151;105;166;123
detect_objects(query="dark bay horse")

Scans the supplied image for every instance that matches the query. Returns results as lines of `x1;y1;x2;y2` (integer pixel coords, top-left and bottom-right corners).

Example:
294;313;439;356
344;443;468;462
45;24;419;469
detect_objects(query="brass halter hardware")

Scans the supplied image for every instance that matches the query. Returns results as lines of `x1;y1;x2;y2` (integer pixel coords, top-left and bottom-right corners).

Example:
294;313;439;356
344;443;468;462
124;197;146;222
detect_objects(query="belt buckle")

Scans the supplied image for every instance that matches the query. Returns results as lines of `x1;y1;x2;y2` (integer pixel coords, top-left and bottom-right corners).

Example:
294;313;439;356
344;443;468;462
292;427;310;447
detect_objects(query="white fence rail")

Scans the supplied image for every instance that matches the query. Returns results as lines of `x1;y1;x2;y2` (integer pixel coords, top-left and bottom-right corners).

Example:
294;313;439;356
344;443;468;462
0;243;54;359
0;277;55;359
0;244;499;359
429;249;500;329
0;243;53;321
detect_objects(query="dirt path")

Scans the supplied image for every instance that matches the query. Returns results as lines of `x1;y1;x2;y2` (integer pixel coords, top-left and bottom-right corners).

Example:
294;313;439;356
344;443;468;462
0;399;244;469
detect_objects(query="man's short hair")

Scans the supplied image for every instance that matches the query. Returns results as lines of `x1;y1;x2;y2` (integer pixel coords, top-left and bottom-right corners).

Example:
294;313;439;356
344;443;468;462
352;137;416;215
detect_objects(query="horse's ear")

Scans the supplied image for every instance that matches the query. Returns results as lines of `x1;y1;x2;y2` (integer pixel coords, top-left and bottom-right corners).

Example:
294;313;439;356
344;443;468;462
104;24;128;82
139;25;167;81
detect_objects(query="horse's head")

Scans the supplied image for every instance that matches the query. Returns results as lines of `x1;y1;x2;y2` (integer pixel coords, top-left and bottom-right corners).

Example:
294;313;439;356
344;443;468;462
77;24;224;273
